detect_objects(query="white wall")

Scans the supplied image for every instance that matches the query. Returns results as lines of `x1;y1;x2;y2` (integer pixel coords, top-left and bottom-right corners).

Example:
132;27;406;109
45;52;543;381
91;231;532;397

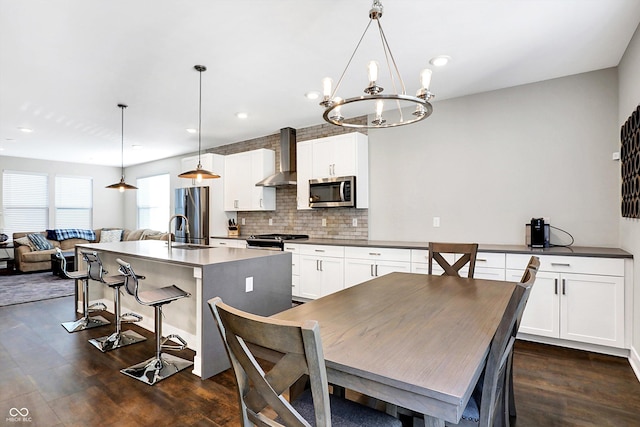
368;69;620;247
0;155;124;230
618;23;640;364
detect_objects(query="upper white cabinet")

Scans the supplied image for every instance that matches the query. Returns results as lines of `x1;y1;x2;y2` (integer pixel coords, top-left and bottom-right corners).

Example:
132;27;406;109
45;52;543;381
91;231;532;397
180;153;227;237
296;132;369;209
224;149;276;211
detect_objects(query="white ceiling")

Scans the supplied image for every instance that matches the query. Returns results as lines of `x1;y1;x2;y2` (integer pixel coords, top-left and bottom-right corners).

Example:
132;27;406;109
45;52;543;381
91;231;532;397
1;0;639;167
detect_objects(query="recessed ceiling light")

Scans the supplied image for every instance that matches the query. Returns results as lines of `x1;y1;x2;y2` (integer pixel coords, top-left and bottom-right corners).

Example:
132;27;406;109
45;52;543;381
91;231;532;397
429;55;451;67
132;144;143;150
305;91;321;100
18;127;33;133
186;128;197;134
236;112;248;119
4;138;15;142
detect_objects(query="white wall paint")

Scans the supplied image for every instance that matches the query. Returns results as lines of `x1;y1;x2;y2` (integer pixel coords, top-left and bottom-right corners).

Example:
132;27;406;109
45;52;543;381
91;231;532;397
0;155;124;230
618;23;640;361
368;69;620;247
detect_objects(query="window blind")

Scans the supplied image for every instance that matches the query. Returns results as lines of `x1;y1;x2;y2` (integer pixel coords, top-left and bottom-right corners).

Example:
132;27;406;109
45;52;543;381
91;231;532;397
55;176;93;229
137;174;170;231
2;171;49;237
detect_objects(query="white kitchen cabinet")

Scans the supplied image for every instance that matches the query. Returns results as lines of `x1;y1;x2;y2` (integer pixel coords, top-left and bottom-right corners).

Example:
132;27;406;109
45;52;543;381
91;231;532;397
344;246;411;288
299;245;344;299
210;238;246;249
224;149;276;211
296;132;369;209
180;153;227;237
284;243;301;298
506;254;625;348
296;141;313;210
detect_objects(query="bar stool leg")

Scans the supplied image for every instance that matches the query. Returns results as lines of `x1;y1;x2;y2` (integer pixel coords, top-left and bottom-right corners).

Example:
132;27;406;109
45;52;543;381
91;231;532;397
120;305;193;385
88;286;146;352
61;277;110;333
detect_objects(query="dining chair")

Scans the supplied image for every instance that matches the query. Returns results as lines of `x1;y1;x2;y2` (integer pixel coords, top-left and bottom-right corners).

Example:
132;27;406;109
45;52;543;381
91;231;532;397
428;242;479;278
506;256;541;421
208;296;403;427
414;258;538;427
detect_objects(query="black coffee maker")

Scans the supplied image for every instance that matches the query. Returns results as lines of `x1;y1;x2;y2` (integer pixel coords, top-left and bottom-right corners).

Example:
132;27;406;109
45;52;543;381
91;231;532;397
529;218;550;248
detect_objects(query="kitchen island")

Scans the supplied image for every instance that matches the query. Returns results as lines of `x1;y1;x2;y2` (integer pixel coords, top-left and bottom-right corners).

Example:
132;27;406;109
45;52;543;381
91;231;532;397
75;240;292;379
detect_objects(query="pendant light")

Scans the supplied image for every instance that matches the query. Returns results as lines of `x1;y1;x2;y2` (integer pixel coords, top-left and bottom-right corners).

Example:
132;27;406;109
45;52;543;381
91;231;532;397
106;104;138;191
178;65;220;181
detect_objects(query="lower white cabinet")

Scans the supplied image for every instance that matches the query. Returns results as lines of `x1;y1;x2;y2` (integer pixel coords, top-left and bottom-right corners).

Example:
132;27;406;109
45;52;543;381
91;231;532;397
506;254;625;349
299;245;344;299
284;244;301;298
344;247;411;288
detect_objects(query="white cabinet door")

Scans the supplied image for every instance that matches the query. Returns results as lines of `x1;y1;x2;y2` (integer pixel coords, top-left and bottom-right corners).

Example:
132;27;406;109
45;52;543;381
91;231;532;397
344;258;377;288
299;255;344;299
296;140;313;210
561;273;625;348
284;244;301;298
509;269;560;339
375;260;411;278
311;133;357;178
224;149;275;211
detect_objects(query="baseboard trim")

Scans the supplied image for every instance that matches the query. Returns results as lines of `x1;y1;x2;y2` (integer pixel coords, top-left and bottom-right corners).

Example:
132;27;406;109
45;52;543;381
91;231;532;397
630;345;640;383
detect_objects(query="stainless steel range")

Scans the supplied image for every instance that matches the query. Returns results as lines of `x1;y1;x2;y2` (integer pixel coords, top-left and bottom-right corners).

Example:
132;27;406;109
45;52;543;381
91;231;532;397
246;234;309;251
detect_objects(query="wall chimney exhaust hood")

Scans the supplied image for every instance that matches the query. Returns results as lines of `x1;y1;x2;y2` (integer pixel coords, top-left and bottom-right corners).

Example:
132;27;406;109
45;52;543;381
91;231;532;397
256;127;297;187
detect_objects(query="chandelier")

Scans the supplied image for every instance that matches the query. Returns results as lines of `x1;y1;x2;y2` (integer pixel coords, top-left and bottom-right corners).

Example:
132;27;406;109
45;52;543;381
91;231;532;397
178;65;220;181
106;104;138;191
320;0;434;128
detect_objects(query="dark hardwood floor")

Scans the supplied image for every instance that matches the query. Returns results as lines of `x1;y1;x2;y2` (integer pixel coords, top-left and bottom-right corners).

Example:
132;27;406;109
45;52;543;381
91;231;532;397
1;296;639;426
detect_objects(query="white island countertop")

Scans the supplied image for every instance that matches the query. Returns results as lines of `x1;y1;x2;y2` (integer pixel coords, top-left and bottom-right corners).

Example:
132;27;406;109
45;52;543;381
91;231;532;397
77;239;285;267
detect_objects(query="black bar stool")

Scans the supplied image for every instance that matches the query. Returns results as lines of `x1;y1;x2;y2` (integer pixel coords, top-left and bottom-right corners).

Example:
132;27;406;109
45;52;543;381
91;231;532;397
58;248;110;333
82;251;147;352
116;258;193;385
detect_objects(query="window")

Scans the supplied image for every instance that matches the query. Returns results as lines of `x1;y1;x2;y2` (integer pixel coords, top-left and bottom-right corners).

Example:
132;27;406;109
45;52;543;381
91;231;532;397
137;174;170;231
2;171;48;237
55;176;93;229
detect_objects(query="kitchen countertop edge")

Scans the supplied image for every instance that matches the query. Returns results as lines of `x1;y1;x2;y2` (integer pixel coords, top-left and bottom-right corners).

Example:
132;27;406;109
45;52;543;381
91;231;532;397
211;236;632;259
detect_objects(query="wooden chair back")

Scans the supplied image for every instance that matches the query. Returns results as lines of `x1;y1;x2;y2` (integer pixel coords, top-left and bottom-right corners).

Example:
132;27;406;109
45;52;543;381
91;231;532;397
209;296;331;427
428;242;479;278
478;258;537;427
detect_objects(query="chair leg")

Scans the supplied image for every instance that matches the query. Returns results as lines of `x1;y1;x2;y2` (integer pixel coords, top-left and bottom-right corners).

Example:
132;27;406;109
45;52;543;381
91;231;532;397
61;278;110;333
120;304;193;385
89;286;146;352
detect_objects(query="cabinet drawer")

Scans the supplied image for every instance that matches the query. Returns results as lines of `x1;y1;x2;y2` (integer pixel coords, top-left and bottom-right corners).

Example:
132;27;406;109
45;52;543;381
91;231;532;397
506;254;624;276
299;244;344;258
467;252;505;269
344;246;410;262
410;249;458;265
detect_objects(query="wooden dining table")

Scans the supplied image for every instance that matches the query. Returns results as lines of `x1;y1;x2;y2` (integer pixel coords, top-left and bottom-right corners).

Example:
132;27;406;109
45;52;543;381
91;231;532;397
272;272;517;427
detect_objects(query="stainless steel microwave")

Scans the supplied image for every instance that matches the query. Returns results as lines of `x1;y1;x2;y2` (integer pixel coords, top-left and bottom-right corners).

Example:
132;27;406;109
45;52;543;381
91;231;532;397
309;176;356;208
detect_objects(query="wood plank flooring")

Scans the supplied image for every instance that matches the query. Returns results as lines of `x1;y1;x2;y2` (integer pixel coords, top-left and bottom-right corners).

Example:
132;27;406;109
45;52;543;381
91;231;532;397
1;295;639;426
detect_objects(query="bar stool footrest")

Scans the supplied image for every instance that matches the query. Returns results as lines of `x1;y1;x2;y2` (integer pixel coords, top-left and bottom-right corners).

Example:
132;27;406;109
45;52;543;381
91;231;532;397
87;302;107;313
161;334;188;351
120;312;143;323
120;353;193;385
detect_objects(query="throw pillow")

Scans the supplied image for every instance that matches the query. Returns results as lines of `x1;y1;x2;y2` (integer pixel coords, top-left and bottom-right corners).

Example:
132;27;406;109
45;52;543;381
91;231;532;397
100;229;123;243
27;233;54;251
14;236;36;250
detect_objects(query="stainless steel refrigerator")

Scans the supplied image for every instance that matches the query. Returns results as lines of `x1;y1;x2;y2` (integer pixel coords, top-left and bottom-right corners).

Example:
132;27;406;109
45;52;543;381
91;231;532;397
175;187;209;245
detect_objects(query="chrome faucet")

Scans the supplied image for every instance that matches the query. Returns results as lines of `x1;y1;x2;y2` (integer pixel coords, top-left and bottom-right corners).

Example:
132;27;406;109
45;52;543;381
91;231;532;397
168;214;189;250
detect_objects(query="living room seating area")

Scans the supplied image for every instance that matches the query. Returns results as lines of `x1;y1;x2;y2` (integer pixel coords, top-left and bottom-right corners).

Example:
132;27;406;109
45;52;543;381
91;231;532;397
12;228;171;273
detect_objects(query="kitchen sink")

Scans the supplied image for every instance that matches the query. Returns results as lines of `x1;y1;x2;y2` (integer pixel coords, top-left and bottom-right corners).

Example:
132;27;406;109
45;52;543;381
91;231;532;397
171;244;217;250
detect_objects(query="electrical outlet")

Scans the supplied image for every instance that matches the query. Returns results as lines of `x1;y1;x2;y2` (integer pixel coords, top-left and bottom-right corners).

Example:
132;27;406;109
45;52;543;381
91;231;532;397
269;218;273;226
433;217;440;227
241;218;245;225
245;277;253;292
322;218;327;227
352;218;358;227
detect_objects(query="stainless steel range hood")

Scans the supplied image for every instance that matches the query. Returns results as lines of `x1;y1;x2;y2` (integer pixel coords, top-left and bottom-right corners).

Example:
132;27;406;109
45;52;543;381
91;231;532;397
256;127;297;187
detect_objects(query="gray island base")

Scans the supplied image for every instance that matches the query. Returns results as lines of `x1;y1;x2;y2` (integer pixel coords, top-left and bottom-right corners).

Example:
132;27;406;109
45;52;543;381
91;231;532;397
75;240;292;379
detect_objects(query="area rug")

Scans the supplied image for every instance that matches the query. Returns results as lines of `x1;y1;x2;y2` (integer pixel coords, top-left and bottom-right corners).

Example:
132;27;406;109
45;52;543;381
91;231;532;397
0;272;74;307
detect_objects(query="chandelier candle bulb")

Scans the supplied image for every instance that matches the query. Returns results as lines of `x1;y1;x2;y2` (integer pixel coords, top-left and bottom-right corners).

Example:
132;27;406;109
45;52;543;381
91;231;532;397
368;61;379;84
420;69;433;91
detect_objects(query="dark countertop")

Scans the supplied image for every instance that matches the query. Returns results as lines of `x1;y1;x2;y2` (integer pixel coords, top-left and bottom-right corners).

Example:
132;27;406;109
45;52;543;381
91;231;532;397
211;236;633;259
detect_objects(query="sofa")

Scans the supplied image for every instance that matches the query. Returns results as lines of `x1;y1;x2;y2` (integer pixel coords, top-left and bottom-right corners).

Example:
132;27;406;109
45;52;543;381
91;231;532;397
12;228;171;273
